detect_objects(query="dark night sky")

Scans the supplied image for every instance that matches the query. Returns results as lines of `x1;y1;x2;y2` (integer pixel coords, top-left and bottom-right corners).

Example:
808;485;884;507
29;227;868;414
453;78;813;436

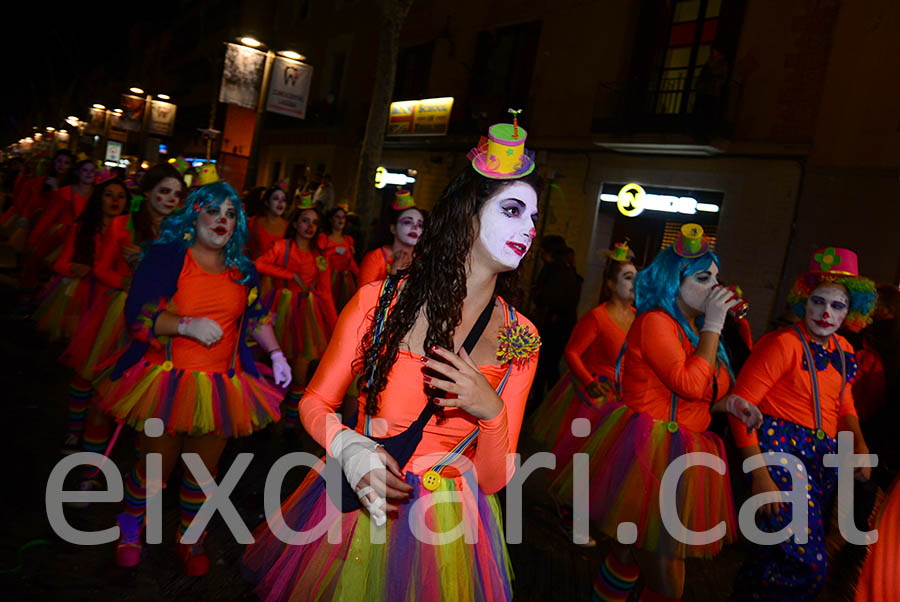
1;2;229;146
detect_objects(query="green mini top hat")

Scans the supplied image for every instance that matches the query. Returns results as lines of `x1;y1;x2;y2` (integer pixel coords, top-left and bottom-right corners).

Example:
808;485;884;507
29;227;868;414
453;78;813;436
604;241;634;262
168;157;190;174
296;191;314;209
392;189;415;210
468;108;536;180
673;223;710;258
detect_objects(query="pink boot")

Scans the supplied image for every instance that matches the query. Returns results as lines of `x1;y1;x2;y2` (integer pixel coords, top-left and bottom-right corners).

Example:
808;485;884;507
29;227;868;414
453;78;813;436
115;513;142;567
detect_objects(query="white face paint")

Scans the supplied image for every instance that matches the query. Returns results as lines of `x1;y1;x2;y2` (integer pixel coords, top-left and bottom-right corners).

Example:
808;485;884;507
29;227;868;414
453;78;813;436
613;263;637;302
78;163;96;186
678;261;719;313
804;284;850;340
391;208;424;247
474;181;539;271
266;190;286;217
149;177;184;216
195;198;237;250
294;209;319;240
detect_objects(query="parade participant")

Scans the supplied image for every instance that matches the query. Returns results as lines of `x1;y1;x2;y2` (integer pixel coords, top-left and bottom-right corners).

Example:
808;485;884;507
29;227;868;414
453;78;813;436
247;186;288;259
32;175;128;343
242;115;541;602
255;195;338;433
317;203;359;311
357;189;423;287
530;241;635;469
855;475;900;601
727;247;875;602
3;150;74;251
58;163;186;460
93;181;290;574
27;159;95;265
566;224;760;602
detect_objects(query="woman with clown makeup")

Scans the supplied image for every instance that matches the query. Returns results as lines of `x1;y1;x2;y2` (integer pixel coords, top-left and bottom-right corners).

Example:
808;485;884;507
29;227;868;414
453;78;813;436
93;181;291;575
357;189;424;288
727;247;875;602
578;224;760;602
242;116;540;601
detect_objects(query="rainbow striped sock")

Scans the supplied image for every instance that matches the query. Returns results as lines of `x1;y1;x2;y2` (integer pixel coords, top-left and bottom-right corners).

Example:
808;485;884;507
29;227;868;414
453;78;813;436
65;378;93;438
123;463;147;524
80;419;111;480
283;387;303;430
593;552;640;601
178;470;212;540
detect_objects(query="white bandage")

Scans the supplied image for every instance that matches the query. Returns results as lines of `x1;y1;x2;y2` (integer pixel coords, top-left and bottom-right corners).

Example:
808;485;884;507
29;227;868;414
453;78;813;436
330;429;388;524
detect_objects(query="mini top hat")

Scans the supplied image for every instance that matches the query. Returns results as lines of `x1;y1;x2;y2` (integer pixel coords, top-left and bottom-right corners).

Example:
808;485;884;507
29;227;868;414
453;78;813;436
277;180;288;191
195;164;219;186
787;246;876;332
335;202;350;213
604;241;634;262
94;168;117;185
76;152;89;162
168;157;190;174
673;223;710;258
296;191;314;209
468;108;535;180
393;189;415;210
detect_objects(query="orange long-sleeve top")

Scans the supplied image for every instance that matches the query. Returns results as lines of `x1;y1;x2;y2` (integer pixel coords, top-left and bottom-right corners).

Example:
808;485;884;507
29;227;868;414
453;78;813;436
621;310;732;433
357;246;392;288
299;281;539;494
247;216;287;259
91;215;134;289
728;322;858;448
255;238;338;330
317;232;359;275
564;302;633;387
28;185;88;246
51;221;129;288
21;177;58;220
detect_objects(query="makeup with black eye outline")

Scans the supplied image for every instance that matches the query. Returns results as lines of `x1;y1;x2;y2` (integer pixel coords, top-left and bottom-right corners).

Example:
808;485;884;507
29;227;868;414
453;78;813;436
810;295;847;312
499;198;539;224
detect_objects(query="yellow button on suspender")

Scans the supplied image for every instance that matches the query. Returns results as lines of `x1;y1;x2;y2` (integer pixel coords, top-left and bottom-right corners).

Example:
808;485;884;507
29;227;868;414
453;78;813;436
816;429;826;440
161;360;174;372
421;470;442;491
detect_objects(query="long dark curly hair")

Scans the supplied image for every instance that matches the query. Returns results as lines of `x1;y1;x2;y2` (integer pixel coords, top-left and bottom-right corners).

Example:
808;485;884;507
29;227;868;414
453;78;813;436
132;163;185;245
356;166;542;416
73;178;129;265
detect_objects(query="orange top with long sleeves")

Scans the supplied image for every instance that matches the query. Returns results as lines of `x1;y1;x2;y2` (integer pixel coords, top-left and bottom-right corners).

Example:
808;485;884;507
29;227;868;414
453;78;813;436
247;216;287;259
728;322;858;448
28;185;87;246
52;222;129;288
255;239;337;329
299;281;539;494
564;302;633;386
317;232;359;275
621;310;732;433
357;246;392;288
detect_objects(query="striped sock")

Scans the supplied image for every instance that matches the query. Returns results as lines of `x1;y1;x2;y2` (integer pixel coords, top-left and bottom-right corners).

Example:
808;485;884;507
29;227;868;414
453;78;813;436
80;419;111;480
123;463;147;523
283;386;303;430
178;470;213;540
65;377;93;438
593;552;640;601
639;588;679;602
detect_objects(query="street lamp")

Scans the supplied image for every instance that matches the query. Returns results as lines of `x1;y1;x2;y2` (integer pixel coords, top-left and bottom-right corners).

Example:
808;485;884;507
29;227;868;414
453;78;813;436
280;50;305;60
240;36;262;47
157;93;170;100
92;104;106;110
130;86;145;95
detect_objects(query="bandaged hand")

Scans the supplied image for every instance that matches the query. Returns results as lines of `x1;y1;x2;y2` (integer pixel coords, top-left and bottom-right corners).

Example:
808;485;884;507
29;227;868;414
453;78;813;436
330;429;413;525
713;393;764;429
269;350;292;387
176;316;223;346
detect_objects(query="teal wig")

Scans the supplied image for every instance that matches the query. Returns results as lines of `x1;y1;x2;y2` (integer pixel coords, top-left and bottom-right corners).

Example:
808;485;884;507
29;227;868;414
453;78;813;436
635;246;733;377
155;181;254;285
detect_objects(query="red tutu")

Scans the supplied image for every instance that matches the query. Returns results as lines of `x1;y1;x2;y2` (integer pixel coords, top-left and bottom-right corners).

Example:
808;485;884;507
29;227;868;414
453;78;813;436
33;275;102;341
60;289;129;380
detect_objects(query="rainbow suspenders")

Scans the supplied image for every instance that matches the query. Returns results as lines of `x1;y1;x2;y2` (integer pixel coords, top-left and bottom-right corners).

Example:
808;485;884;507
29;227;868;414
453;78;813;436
791;325;847;440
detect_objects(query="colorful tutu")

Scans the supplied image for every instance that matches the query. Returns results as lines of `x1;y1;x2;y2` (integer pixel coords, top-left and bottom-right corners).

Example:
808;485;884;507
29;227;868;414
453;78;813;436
31;222;67;266
331;269;357;312
32;275;99;341
528;372;613;464
59;289;129;380
242;466;513;602
94;360;282;438
267;288;331;365
551;401;736;558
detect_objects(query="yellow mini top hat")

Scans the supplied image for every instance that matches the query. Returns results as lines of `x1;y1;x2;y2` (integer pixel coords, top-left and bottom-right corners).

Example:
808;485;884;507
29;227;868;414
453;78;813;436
296;191;314;209
673;223;710;258
167;156;190;174
195;164;219;186
604;241;634;262
468;108;535;180
392;189;415;210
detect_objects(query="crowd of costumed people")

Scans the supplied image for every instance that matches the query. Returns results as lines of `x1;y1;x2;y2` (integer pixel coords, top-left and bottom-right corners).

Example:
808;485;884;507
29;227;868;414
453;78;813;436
1;111;899;602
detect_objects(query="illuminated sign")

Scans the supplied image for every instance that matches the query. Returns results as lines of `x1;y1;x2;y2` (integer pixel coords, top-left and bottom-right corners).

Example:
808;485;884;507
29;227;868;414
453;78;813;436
388;97;454;136
600;182;721;217
374;166;416;189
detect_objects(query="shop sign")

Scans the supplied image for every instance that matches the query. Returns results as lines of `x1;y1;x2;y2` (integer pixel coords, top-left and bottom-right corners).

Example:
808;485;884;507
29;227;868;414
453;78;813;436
600;182;721;217
374;166;416;189
387;97;454;136
266;57;313;119
148;100;177;136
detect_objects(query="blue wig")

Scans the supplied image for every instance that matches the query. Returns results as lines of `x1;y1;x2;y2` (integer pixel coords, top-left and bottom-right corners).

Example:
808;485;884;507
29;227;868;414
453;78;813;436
635;246;733;377
155;181;255;285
